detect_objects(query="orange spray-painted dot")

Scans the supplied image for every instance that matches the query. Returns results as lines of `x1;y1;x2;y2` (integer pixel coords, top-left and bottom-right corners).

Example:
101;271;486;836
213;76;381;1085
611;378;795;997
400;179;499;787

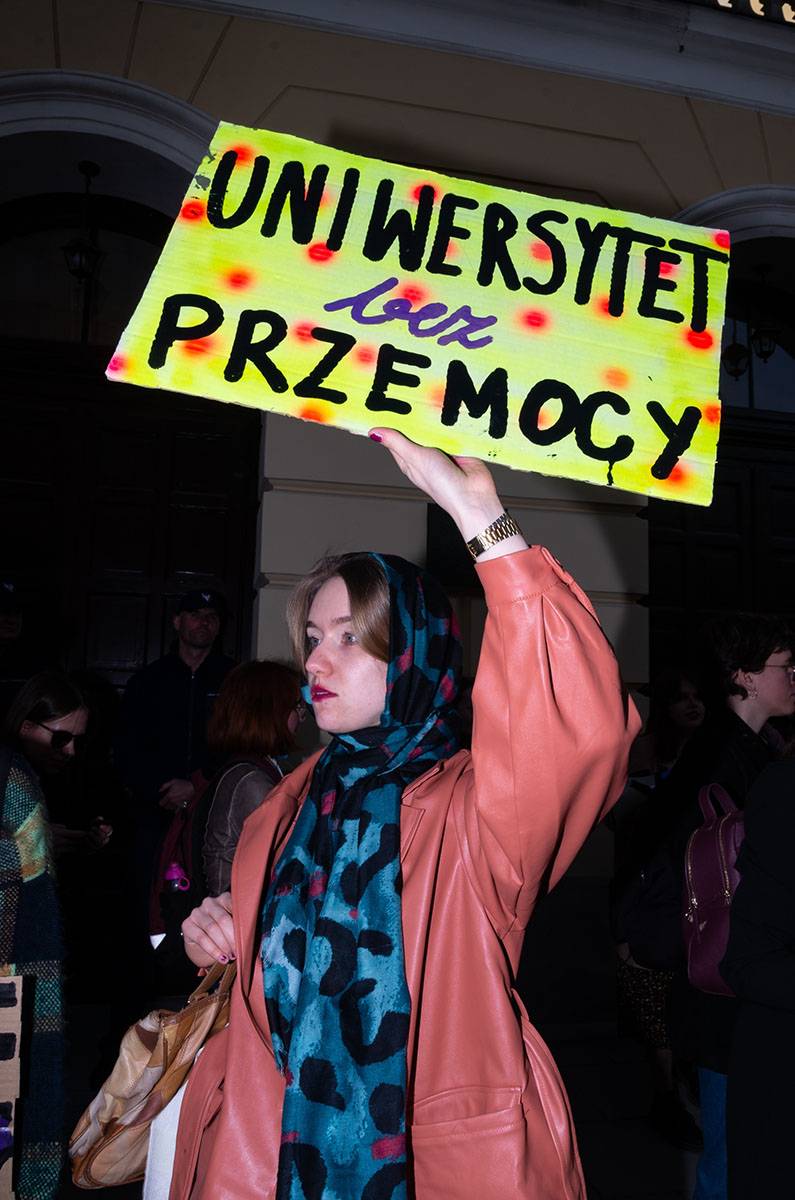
411;182;438;202
400;284;427;304
530;241;552;262
226;268;254;290
430;386;446;409
666;464;688;485
521;309;550;331
356;346;376;365
596;296;617;318
293;322;316;343
300;406;327;423
604;368;630;389
229;144;255;164
659;260;678;276
107;354;127;373
714;230;731;250
184;337;215;356
686;329;714;351
308;243;334;263
180;200;205;222
703;404;721;424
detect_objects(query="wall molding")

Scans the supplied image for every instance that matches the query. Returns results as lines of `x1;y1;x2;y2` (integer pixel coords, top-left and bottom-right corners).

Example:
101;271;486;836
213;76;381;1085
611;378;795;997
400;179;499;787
263;476;645;517
678;186;795;241
0;70;214;173
149;0;795;117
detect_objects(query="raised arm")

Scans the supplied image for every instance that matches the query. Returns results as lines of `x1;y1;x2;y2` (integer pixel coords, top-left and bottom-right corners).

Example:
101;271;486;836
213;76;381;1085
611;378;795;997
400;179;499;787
371;428;639;932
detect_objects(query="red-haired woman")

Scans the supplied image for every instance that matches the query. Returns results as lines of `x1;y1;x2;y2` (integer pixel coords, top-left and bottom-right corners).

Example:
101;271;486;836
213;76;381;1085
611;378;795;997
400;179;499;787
202;660;303;895
153;661;302;959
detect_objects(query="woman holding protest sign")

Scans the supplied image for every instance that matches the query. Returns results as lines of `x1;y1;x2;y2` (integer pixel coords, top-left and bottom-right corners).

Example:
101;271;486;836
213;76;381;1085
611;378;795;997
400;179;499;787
170;428;638;1200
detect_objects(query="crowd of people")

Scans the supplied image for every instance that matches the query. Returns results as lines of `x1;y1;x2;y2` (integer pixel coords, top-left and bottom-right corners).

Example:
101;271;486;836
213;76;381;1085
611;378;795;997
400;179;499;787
0;429;792;1200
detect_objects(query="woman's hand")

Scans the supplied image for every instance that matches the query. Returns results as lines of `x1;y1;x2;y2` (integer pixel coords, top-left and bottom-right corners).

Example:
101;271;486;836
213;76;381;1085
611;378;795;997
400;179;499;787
369;428;527;557
182;892;236;968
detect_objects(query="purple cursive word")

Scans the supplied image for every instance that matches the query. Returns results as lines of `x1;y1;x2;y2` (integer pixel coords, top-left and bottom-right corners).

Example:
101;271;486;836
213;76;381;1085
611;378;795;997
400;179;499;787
323;277;497;349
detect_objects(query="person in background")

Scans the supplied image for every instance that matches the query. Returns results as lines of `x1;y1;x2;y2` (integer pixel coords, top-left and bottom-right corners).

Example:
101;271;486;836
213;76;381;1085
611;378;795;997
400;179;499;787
628;671;706;783
115;590;235;970
721;752;795;1200
153;659;304;960
202;659;303;896
611;670;706;1150
0;672;90;1199
656;617;795;1200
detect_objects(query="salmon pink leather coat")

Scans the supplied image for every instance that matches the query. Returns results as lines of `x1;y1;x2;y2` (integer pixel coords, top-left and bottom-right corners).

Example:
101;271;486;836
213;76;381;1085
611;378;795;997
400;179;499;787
169;546;639;1200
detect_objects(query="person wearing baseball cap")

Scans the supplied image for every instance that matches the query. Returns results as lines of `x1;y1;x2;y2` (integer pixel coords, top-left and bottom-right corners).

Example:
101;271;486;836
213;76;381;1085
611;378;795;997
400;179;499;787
115;588;235;969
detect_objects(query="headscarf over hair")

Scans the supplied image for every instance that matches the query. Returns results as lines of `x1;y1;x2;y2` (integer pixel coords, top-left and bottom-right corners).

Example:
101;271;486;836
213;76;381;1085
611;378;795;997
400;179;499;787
261;553;462;1200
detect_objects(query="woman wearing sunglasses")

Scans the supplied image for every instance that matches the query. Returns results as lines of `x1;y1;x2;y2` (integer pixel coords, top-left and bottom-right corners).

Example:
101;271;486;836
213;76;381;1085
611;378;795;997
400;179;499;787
171;430;639;1200
1;671;92;1198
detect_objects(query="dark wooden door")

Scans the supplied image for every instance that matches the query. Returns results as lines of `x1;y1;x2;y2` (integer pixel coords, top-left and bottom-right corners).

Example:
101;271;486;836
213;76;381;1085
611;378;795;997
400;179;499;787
1;342;261;687
648;409;795;675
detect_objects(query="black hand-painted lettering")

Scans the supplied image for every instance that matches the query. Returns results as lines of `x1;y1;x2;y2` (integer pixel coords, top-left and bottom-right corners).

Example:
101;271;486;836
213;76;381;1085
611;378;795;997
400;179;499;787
364;345;431;415
477;203;521;290
576;391;635;484
363;180;435;271
523;210;569;296
148;293;224;368
325;167;360;251
293;327;356;404
223;309;289;391
519;379;579;445
259;160;329;244
638;249;684;323
573;218;611;307
425;193;478;277
607;227;665;317
646;400;703;479
441;360;508;439
206;151;270;229
668;239;729;333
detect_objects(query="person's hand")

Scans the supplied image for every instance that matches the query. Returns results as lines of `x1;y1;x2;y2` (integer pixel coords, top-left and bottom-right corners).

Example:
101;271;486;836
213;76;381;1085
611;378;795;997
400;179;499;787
86;816;113;850
159;779;195;811
182;892;236;968
369;428;527;556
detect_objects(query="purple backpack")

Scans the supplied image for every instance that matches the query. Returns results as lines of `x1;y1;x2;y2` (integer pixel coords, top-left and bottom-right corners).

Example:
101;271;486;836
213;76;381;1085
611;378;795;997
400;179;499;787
682;783;744;996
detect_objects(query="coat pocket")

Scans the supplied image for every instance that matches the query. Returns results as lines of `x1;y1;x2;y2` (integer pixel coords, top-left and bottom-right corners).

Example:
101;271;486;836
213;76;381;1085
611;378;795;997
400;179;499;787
410;1086;525;1199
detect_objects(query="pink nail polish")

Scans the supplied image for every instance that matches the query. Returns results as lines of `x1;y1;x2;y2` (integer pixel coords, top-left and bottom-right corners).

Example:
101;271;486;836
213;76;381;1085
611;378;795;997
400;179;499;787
368;432;383;443
218;955;228;964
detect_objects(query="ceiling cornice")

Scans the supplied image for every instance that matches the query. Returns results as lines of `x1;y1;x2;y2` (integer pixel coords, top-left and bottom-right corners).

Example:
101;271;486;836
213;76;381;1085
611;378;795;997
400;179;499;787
148;0;795;117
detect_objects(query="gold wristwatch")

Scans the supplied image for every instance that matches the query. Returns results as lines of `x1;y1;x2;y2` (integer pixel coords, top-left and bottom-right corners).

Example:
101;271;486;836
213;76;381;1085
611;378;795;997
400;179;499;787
465;511;522;561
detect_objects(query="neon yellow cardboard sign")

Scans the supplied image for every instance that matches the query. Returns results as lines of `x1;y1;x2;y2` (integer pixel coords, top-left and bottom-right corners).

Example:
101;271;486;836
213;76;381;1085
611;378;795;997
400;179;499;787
108;121;730;505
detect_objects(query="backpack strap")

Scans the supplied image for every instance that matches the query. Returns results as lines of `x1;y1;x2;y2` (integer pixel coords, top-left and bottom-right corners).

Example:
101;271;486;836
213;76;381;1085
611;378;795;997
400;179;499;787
698;781;737;822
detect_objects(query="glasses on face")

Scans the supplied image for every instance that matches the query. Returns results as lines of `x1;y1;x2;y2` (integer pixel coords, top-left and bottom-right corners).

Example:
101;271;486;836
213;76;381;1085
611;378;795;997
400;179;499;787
33;722;86;752
764;663;795;681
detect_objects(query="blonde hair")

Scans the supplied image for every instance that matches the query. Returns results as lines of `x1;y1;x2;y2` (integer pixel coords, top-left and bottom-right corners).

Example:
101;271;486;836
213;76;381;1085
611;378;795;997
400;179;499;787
287;553;390;668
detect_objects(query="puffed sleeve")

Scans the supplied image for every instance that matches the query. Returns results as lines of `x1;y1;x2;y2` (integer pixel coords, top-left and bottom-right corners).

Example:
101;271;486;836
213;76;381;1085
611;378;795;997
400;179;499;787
461;545;640;935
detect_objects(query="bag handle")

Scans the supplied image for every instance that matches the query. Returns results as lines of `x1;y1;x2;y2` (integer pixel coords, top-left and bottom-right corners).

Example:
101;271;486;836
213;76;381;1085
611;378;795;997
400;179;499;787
698;782;738;822
185;959;237;1005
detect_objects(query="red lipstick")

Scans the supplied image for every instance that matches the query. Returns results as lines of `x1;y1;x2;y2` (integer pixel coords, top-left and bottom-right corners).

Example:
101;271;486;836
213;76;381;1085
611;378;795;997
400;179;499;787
311;686;337;702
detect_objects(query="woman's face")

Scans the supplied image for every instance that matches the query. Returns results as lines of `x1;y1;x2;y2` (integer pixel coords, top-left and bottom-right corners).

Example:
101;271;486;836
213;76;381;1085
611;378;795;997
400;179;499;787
668;680;705;732
304;576;388;734
19;705;89;774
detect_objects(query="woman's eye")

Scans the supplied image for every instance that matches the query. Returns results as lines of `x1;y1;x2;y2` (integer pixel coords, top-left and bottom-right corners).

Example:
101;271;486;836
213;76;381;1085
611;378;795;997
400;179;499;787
306;635;320;649
342;631;358;645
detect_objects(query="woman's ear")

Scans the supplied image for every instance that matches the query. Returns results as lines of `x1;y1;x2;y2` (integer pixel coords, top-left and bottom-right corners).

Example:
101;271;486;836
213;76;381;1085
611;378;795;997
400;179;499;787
18;719;35;738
